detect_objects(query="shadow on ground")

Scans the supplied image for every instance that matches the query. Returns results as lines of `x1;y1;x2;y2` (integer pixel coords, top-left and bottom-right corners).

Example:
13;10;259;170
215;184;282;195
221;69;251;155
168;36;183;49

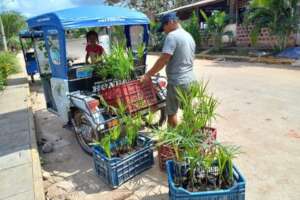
7;77;28;86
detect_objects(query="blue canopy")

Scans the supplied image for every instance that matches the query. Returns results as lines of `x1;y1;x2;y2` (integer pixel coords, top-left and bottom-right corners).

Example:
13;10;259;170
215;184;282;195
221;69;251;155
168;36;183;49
27;5;150;30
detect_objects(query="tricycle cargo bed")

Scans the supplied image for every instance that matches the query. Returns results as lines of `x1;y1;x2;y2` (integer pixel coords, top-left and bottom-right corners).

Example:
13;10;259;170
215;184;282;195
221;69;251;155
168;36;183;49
100;80;158;113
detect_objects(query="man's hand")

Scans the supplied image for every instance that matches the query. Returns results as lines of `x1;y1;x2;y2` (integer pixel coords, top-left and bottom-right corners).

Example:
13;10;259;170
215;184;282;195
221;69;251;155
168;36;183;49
140;53;171;83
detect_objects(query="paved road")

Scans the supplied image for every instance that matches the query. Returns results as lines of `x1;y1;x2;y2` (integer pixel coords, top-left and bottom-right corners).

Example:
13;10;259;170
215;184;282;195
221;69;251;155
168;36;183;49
32;56;300;200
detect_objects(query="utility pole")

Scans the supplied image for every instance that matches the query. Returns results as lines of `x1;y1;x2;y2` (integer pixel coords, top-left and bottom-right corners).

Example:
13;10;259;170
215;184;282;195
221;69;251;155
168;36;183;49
0;0;8;51
0;15;8;51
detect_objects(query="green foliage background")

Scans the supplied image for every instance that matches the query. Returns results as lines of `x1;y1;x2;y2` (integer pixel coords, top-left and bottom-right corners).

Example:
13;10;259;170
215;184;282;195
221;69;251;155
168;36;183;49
0;52;19;90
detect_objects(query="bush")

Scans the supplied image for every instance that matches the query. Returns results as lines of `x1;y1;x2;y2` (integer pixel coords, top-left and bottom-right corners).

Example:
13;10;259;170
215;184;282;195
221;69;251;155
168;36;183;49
8;36;21;52
182;13;202;50
0;51;19;90
148;20;164;52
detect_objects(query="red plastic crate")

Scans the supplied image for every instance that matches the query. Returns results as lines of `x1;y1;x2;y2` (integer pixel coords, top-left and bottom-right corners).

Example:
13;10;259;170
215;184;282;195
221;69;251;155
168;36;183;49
100;80;158;113
158;127;217;171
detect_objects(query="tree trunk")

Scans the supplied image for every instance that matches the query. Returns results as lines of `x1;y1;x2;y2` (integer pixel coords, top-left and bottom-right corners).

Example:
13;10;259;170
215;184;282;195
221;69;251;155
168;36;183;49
228;0;236;23
0;16;7;51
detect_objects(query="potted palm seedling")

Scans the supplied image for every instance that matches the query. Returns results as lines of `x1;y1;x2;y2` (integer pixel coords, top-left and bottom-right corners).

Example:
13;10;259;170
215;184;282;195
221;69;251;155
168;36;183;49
155;81;246;199
157;82;218;170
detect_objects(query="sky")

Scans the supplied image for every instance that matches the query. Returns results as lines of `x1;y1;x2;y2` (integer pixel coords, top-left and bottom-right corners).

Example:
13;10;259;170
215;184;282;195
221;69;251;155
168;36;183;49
0;0;107;17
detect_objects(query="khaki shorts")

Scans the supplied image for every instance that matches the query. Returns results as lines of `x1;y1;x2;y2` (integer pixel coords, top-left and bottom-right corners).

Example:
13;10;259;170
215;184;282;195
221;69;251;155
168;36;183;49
166;83;191;116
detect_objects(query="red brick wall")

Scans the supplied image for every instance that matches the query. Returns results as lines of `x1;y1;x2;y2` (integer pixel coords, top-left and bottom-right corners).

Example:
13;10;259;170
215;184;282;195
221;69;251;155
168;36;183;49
236;25;296;49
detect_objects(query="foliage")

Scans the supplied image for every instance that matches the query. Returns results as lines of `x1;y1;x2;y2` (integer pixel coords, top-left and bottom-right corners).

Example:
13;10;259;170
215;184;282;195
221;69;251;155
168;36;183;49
100;134;112;158
182;12;201;50
116;102;143;149
155;81;240;191
7;35;21;51
0;11;27;39
0;51;19;90
92;102;143;158
111;26;127;45
200;10;232;50
70;28;87;38
244;0;299;51
216;144;241;187
0;11;26;50
148;20;164;51
176;82;218;129
136;42;145;61
94;43;134;80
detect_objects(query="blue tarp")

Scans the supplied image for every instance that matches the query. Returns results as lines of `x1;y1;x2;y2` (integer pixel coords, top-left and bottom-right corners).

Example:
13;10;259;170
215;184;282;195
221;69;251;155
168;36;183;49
277;47;300;60
27;5;150;30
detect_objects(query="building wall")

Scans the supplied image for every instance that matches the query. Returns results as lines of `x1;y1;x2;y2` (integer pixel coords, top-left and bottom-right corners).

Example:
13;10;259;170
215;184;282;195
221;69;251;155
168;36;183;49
297;2;300;45
236;25;296;49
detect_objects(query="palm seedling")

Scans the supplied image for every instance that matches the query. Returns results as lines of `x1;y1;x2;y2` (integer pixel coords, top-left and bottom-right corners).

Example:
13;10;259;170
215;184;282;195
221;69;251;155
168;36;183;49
176;81;218;135
95;42;134;80
91;134;112;158
216;144;241;188
135;43;145;66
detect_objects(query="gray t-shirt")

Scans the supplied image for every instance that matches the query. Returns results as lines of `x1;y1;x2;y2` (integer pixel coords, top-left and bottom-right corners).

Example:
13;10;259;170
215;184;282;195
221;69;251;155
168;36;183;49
162;28;196;85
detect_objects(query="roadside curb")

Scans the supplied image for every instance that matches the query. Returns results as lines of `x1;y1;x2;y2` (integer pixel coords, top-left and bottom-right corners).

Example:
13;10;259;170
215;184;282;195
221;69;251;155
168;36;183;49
26;81;45;200
195;54;295;65
149;51;295;65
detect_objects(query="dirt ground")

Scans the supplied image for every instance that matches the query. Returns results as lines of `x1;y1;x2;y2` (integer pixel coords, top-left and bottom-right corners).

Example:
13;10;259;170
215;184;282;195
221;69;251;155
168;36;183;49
30;56;300;200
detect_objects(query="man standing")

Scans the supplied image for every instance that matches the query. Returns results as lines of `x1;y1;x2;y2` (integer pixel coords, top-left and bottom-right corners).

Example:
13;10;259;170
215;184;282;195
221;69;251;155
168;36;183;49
141;12;196;127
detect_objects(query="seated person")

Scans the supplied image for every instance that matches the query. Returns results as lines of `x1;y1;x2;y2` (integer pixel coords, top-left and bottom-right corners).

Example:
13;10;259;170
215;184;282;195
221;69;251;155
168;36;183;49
85;31;104;64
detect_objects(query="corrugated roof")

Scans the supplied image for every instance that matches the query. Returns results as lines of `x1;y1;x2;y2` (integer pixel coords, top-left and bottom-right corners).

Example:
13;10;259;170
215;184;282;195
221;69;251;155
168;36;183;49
158;0;224;16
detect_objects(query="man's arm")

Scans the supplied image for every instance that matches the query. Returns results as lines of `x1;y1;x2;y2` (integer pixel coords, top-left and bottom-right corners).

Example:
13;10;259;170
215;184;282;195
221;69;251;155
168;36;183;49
141;53;171;81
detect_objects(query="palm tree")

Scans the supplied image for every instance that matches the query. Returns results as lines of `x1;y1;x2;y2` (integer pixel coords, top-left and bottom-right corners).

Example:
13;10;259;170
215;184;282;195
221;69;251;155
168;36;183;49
228;0;236;23
244;0;299;51
200;10;232;50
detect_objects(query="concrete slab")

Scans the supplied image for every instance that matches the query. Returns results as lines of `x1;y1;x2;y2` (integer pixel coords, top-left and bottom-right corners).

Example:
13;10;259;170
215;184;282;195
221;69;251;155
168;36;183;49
0;118;29;135
0;130;30;154
0;163;34;200
0;148;32;171
3;191;34;200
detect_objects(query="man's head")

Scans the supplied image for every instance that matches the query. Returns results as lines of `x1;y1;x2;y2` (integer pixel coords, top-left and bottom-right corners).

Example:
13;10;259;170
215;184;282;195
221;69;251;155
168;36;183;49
158;12;179;34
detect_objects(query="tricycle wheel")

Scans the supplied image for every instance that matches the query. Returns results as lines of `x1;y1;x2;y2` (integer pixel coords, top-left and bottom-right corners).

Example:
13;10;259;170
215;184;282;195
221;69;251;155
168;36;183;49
71;111;97;155
144;108;166;128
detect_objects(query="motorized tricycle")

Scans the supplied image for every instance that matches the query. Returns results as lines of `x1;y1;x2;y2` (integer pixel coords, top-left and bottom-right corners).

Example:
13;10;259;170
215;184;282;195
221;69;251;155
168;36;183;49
26;5;167;154
19;30;43;82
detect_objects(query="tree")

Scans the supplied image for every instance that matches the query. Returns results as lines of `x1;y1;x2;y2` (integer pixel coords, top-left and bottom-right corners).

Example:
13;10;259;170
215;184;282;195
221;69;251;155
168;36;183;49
182;12;201;50
0;16;7;51
104;0;122;5
244;0;299;51
0;11;26;41
200;10;232;50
